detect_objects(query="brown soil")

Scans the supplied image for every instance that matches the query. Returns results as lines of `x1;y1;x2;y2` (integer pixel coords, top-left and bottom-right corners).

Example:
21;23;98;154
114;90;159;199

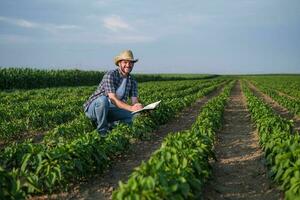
202;81;282;200
247;81;300;133
30;85;225;200
0;130;46;150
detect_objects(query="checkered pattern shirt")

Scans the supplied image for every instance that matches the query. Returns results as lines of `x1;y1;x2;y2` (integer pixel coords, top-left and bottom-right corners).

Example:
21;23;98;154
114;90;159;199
83;68;138;111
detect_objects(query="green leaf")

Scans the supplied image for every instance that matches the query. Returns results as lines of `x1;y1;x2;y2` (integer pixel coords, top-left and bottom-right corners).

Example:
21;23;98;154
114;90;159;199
182;158;187;169
20;153;31;172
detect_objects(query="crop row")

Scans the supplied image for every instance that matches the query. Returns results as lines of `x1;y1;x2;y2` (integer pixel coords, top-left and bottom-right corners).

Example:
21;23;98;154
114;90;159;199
0;80;226;199
0;79;217;142
0;79;198;105
1;79;223;151
249;80;300;116
245;76;300;99
0;87;94;140
242;82;300;200
112;81;234;199
42;79;223;144
40;79;220;146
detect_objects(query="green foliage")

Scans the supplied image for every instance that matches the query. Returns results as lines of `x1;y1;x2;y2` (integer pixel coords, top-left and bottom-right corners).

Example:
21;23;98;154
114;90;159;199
244;75;300;99
0;68;104;90
0;167;25;200
242;82;300;199
112;82;234;199
0;79;227;197
0;67;217;90
249;79;300;116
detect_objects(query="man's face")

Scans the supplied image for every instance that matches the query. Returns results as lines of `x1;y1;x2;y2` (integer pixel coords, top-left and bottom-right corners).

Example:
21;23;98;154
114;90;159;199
119;60;134;76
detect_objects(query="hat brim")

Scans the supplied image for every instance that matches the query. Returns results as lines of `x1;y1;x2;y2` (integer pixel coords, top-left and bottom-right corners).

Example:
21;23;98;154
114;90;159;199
115;58;138;66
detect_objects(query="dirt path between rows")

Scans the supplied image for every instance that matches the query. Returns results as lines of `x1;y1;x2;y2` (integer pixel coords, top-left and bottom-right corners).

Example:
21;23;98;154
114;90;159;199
0;130;45;150
203;81;282;200
247;81;300;133
30;84;225;200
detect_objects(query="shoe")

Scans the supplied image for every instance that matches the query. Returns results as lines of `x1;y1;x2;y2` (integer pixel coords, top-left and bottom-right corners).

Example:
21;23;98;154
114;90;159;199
98;130;108;137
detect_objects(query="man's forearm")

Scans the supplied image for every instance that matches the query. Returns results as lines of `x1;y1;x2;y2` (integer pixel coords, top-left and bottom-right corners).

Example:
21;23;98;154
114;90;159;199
108;93;142;112
110;97;132;111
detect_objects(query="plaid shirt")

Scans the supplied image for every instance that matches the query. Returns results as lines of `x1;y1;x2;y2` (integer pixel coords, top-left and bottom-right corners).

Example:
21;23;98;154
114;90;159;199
83;68;138;111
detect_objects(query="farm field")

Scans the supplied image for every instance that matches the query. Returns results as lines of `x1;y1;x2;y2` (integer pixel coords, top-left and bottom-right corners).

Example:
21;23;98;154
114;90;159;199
1;73;300;200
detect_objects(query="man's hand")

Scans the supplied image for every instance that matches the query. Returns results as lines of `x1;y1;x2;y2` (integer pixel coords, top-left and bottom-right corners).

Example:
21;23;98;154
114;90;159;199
131;103;143;111
108;93;143;112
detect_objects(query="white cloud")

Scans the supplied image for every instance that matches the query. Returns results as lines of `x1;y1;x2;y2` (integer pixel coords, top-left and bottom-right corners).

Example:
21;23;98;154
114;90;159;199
0;16;37;28
0;16;80;32
53;25;81;30
0;15;154;45
98;15;155;43
102;15;131;32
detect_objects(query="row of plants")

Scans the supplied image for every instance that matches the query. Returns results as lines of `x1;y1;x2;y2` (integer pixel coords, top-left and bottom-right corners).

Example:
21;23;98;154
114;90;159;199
0;100;83;140
0;79;220;143
112;81;234;199
242;82;300;200
46;79;227;146
0;79;204;105
0;80;226;199
1;85;89;102
245;76;300;99
139;78;221;98
249;80;300;116
1;80;221;153
0;87;94;141
42;80;223;145
1;80;199;124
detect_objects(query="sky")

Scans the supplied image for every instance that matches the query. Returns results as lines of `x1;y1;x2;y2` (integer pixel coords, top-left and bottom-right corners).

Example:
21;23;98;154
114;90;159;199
0;0;299;74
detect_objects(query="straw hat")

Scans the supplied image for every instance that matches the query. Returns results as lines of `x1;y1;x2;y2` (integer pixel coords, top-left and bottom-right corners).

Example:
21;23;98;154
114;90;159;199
114;50;138;66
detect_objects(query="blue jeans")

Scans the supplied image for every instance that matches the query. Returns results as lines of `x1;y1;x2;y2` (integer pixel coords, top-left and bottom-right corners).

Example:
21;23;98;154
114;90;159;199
85;96;133;134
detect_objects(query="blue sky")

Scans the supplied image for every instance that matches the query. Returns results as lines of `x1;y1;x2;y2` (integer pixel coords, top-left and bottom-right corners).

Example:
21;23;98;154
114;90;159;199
0;0;299;74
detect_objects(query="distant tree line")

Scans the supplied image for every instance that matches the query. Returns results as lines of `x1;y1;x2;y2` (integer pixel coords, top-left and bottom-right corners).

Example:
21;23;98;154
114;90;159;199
0;68;104;90
0;67;218;90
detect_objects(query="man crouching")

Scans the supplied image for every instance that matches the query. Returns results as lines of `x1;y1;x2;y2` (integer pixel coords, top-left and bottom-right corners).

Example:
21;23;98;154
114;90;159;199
83;50;143;136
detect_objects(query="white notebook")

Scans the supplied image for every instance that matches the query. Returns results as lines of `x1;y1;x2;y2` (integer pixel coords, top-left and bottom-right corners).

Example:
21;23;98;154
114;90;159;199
131;100;161;114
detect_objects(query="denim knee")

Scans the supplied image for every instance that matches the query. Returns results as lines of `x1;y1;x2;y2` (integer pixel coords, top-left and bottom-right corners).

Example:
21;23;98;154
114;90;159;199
94;96;109;108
